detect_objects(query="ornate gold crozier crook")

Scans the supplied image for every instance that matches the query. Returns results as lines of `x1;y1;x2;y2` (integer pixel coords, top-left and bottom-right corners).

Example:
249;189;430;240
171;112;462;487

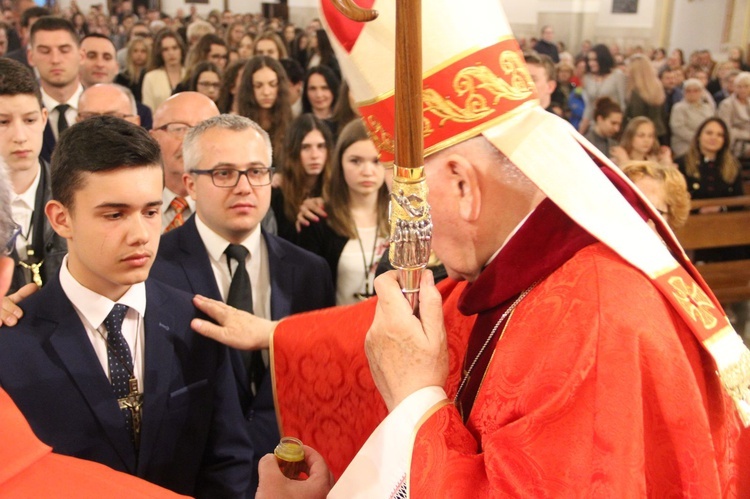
330;0;431;311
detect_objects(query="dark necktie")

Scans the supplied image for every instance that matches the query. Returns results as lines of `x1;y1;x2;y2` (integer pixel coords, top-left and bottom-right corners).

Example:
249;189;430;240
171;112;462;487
55;104;70;137
105;304;136;446
224;244;265;395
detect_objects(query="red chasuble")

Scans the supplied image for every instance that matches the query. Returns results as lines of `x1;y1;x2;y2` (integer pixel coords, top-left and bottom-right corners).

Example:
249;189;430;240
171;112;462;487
272;199;749;497
271;278;475;478
0;388;185;498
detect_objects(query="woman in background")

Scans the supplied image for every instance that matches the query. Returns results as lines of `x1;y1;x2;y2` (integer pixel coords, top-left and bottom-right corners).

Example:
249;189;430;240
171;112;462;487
297;120;389;305
579;44;627;134
272;114;334;242
225;21;246;51
611;117;673;167
252;31;287;60
625;54;667;144
677;117;744;204
115;37;150;102
302;66;340;123
217;59;246;113
584;97;623;155
237;33;254;60
670;78;715;158
717;71;750;159
186;62;222;104
142;29;186;111
237;56;292;166
622;160;690;229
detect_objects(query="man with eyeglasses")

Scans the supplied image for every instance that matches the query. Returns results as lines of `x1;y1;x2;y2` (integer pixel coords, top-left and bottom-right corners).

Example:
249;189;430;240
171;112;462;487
150;114;334;495
150;92;219;232
77;83;141;126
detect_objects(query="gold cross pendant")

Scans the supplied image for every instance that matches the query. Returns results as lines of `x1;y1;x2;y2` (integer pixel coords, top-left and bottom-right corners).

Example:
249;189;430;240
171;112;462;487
118;377;143;447
18;259;44;287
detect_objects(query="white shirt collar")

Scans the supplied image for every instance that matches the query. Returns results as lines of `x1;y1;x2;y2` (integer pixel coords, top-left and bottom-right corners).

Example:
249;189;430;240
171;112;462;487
41;84;84;111
195;213;262;265
59;255;147;329
11;166;41;211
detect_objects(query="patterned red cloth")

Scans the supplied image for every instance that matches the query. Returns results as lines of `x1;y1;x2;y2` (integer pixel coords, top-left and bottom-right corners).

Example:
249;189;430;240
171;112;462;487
272;200;749;496
412;243;744;496
272;278;474;478
0;388;185;498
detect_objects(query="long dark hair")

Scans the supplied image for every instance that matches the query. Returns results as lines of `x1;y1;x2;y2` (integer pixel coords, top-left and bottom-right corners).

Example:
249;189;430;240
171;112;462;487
684;117;740;184
331;80;359;132
302;65;340;115
148;29;185;71
280;114;334;221
315;29;338;70
588;44;614;76
325;120;389;239
217;58;246;113
236;56;292;164
187;61;221;94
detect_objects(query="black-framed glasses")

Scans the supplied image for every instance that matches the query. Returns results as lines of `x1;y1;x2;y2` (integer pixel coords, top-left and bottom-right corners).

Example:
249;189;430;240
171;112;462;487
191;167;275;187
154;122;193;137
3;222;22;256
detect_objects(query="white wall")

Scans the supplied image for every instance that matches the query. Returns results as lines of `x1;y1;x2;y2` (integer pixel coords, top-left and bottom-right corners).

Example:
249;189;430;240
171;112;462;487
500;0;539;24
668;0;728;56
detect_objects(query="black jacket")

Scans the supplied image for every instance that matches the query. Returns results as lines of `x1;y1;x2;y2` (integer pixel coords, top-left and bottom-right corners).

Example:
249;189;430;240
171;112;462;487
10;160;67;294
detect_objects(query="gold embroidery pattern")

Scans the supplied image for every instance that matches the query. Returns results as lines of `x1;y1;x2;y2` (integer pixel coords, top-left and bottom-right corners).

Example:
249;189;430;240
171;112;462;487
423;116;434;137
365;115;395;154
668;276;718;329
423;50;534;126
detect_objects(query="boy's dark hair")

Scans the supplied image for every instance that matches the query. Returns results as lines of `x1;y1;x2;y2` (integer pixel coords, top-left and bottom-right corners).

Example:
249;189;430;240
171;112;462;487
0;58;42;106
279;58;304;85
51;116;163;208
30;16;78;46
20;6;49;29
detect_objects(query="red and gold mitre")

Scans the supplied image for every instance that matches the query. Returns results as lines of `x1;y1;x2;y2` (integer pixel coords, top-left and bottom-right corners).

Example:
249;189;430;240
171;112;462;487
320;0;750;427
321;0;538;164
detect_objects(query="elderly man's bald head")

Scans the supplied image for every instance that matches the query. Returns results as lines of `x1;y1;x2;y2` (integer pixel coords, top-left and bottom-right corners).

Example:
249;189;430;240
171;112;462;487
151;92;220;195
77;84;140;126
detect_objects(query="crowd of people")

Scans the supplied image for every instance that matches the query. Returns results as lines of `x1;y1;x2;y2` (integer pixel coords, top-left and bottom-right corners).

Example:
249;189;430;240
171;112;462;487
523;27;749;211
0;0;748;497
524;27;750;330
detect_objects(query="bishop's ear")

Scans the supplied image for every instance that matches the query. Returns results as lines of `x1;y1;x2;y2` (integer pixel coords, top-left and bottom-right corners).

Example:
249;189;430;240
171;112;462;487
444;154;481;222
44;200;74;239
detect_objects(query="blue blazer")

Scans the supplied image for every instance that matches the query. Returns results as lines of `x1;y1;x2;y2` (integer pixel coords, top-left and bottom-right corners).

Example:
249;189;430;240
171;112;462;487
150;215;335;493
0;276;252;498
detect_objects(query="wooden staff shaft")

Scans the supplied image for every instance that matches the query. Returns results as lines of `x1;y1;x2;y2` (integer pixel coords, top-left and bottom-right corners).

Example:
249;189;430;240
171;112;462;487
394;0;423;168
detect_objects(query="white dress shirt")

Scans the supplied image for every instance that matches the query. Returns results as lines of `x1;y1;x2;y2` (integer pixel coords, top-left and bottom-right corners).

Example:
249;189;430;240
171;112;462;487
59;256;146;390
195;215;271;320
161;187;196;232
41;85;84;141
10;167;40;256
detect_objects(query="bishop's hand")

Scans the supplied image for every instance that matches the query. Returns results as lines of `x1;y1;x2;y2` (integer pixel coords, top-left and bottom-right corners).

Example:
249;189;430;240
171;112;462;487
0;283;37;327
366;270;449;412
191;295;277;350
